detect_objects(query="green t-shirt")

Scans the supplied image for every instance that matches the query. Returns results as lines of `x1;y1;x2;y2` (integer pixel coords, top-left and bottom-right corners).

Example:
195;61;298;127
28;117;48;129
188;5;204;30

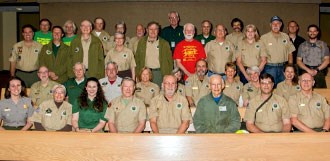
34;31;52;45
72;98;108;129
62;35;77;46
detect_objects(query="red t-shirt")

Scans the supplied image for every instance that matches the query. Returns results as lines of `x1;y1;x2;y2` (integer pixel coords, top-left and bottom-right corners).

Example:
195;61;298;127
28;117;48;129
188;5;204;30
173;39;206;80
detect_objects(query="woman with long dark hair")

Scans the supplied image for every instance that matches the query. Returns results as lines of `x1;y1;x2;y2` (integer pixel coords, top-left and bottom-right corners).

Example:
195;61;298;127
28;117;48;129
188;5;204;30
275;64;300;101
0;77;33;130
72;77;108;132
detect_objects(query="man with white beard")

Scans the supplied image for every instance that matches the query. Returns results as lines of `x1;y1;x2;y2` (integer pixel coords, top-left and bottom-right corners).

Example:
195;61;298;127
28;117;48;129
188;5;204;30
149;75;192;134
173;23;206;80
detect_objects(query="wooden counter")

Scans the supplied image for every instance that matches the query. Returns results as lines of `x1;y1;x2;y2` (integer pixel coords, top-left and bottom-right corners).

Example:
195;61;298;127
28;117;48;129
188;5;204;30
0;131;330;161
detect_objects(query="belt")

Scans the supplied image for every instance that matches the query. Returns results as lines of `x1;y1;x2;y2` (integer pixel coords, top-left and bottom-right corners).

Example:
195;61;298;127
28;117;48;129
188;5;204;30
266;63;285;66
150;68;161;71
305;65;320;69
16;69;37;73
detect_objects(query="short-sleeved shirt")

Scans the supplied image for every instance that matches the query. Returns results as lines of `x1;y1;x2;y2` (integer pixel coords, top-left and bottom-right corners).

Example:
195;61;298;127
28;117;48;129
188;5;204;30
226;32;244;49
105;96;146;133
63;78;87;105
223;80;243;105
0;97;34;127
99;77;122;103
260;32;295;63
30;80;59;106
289;92;330;129
62;35;77;46
104;47;136;71
236;40;267;67
9;41;42;72
297;40;330;66
173;39;206;79
31;100;72;131
72;98;108;129
242;83;260;103
185;74;210;105
135;82;160;106
34;31;52;45
194;34;215;46
177;83;186;96
204;40;235;73
149;93;192;133
274;81;300;102
244;94;290;132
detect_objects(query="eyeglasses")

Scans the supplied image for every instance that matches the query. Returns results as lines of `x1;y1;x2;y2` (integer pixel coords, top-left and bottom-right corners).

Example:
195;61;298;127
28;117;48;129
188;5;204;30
301;79;313;83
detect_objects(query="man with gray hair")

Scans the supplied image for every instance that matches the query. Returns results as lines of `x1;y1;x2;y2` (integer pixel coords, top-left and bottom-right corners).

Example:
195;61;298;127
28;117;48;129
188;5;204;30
173;23;206;80
99;61;122;103
161;11;184;52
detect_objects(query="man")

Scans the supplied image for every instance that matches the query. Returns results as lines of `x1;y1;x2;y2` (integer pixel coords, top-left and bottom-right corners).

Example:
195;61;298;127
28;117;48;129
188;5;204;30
193;74;241;133
39;26;70;84
109;21;130;49
161;11;184;52
226;18;244;49
173;23;206;80
245;73;291;133
34;18;52;45
31;85;72;131
91;17;111;55
9;24;42;87
30;66;59;107
69;20;104;79
149;75;192;134
135;21;173;87
99;61;122;103
289;73;330;132
223;62;243;105
297;24;329;88
63;62;87;105
287;21;305;65
128;24;145;53
194;20;215;46
62;20;77;46
185;59;210;107
205;24;235;78
106;77;146;133
261;16;295;87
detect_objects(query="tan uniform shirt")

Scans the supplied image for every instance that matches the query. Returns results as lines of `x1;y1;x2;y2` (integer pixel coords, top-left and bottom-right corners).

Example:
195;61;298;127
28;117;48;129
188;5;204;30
30;100;72;131
105;96;146;133
30;80;59;106
289;92;330;129
185;74;210;105
236;40;267;67
149;93;192;133
242;83;260;103
81;36;92;69
177;83;186;96
223;80;243;105
145;39;160;69
104;47;136;71
260;32;295;63
92;30;111;55
245;94;290;132
205;40;235;73
135;82;160;106
274;81;300;102
9;41;42;71
226;32;244;49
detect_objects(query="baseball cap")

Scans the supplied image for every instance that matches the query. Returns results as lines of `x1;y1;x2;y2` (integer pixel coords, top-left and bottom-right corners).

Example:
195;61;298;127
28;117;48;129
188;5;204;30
270;16;282;23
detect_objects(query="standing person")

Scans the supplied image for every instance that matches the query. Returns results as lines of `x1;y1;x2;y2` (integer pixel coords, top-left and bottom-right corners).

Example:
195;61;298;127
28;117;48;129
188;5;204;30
223;62;243;106
287;21;305;65
69;20;104;79
297;24;329;88
105;32;136;79
236;24;267;84
161;11;184;52
106;77;147;133
289;73;330;132
34;18;52;45
260;16;295;87
9;24;42;87
92;17;111;55
135;67;160;107
226;18;244;49
72;77;108;132
129;24;145;53
109;21;130;49
39;26;70;84
242;66;261;107
275;64;300;102
174;23;206;80
193;74;241;133
194;20;215;46
62;20;77;46
135;21;173;87
0;77;34;130
245;73;291;133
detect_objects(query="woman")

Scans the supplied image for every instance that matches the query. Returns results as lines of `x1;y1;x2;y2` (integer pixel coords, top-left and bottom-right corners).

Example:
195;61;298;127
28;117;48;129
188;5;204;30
0;77;33;130
135;67;160;107
172;68;185;96
223;62;243;106
72;77;108;132
105;32;136;79
236;24;267;84
242;66;261;107
275;64;300;101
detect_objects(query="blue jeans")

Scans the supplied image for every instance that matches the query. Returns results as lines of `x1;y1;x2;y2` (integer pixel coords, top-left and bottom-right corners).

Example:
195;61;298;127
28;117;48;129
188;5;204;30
263;65;284;88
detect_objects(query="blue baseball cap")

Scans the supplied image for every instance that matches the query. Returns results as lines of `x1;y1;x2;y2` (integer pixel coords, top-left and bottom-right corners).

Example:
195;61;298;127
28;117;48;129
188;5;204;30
270;16;282;23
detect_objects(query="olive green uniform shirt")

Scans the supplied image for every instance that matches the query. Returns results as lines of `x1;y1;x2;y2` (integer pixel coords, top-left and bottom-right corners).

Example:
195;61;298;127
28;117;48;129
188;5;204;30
92;30;111;55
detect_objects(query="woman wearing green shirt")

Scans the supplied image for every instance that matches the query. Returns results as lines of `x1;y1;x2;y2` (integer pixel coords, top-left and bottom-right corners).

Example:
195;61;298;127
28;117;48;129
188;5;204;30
72;77;107;132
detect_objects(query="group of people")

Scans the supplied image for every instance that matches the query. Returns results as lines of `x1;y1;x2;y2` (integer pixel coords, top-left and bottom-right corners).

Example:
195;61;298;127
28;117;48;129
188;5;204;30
1;11;329;133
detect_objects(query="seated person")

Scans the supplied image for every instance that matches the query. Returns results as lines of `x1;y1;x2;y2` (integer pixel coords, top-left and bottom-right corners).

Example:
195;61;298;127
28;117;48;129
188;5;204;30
242;66;261;107
223;62;243;105
135;67;160;107
172;68;185;96
274;64;300;102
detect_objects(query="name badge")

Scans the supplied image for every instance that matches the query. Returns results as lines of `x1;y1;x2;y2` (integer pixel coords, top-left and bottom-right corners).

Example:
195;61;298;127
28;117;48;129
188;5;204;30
171;41;175;48
4;108;11;112
192;86;198;90
219;106;227;111
268;43;272;46
201;39;205;45
299;104;305;107
45;113;52;116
